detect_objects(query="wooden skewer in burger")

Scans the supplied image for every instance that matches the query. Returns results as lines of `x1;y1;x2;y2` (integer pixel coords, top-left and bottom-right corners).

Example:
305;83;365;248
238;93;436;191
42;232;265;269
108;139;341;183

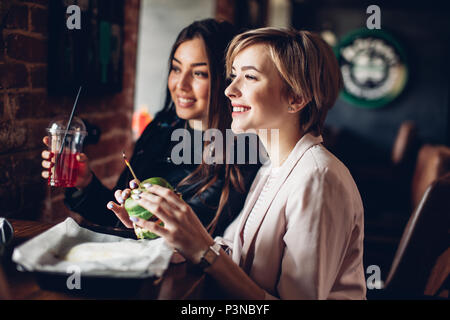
122;151;177;239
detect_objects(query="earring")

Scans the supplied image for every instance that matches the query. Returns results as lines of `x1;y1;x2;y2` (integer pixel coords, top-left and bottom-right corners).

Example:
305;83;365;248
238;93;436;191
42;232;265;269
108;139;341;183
288;107;294;112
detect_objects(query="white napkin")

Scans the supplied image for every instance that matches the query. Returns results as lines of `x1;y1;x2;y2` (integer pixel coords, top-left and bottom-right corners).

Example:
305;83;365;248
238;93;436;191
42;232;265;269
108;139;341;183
12;218;173;278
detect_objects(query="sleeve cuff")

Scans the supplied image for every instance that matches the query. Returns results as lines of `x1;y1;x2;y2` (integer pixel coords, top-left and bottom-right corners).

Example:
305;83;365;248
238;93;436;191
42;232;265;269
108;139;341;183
213;236;233;256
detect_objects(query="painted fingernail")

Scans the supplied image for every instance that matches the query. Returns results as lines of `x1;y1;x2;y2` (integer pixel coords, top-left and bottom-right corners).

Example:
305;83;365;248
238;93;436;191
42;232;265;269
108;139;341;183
107;202;114;209
132;189;142;194
131;194;141;200
118;196;124;204
143;183;152;189
130;216;138;222
130;181;138;189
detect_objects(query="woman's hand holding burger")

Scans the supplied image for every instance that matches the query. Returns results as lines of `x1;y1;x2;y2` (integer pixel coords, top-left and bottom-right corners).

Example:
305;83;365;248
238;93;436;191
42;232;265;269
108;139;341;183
128;184;214;264
108;181;213;263
107;179;139;229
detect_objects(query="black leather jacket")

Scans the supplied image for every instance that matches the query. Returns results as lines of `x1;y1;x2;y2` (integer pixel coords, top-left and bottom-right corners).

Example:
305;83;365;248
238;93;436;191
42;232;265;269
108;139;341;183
65;113;261;237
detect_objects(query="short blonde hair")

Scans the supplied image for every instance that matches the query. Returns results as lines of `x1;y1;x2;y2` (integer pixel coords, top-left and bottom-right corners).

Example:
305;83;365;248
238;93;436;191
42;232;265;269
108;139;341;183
226;27;342;135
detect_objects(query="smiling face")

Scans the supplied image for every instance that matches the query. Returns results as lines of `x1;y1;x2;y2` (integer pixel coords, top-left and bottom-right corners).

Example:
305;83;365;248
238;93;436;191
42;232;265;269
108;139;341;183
225;44;292;134
168;38;210;126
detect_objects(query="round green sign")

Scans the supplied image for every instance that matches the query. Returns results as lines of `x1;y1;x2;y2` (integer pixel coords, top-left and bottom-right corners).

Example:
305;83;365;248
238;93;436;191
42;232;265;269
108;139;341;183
334;29;409;108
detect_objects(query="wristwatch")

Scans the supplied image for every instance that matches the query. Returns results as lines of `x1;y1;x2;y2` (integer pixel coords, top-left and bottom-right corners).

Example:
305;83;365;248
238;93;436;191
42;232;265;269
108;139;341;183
197;242;221;270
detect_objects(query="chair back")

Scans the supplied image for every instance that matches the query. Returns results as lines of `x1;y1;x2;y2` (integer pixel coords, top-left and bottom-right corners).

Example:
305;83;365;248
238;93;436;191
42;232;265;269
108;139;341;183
411;145;450;210
384;173;450;297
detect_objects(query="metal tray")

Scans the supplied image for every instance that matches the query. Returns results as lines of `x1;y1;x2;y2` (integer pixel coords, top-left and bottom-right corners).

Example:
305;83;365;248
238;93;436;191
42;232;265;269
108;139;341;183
12;219;172;298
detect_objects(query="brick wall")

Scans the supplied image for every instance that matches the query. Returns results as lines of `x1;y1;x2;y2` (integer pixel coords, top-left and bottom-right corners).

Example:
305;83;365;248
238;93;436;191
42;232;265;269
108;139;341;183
0;0;140;223
215;0;235;23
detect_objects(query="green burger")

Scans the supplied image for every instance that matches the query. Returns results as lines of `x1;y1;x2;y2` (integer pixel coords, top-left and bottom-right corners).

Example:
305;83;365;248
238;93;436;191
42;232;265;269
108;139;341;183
124;177;174;239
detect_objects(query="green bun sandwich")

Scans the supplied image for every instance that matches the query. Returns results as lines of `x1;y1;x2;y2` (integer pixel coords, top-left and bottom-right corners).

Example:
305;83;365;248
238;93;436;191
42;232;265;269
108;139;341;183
124;177;174;239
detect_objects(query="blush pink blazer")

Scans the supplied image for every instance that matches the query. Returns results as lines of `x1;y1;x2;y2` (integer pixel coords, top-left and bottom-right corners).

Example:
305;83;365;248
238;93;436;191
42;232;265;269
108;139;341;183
217;133;366;299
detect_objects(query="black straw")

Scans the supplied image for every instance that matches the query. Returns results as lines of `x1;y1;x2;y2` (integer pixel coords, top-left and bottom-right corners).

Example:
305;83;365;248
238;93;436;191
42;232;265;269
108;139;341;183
56;86;83;165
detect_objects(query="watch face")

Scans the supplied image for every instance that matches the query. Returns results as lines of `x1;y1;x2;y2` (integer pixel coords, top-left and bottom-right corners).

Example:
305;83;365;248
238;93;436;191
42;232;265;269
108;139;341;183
334;29;409;108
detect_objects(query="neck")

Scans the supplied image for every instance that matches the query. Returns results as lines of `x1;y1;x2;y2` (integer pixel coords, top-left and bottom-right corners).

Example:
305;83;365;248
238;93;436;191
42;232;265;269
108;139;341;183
188;119;206;131
258;125;303;167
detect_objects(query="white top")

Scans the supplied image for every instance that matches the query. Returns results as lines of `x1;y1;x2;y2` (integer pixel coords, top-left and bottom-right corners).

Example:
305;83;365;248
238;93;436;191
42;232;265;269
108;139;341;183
242;166;280;244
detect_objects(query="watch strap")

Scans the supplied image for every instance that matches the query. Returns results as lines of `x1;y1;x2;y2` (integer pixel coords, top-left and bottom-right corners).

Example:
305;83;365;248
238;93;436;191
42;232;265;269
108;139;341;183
197;242;221;270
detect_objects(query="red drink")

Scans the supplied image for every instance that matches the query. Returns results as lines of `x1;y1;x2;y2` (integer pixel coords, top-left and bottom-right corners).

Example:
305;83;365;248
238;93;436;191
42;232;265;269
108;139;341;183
48;151;81;188
46;116;87;188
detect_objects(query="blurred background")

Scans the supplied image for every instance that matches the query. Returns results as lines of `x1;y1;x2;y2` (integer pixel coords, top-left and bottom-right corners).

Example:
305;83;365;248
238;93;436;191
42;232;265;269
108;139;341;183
0;0;449;297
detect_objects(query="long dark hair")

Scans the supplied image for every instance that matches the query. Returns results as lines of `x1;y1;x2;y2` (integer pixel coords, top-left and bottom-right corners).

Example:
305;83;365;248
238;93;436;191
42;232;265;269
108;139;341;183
156;19;245;234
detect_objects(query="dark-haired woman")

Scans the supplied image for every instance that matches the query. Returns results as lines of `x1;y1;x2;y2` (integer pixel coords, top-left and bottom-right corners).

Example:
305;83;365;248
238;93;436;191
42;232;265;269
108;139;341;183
41;19;260;237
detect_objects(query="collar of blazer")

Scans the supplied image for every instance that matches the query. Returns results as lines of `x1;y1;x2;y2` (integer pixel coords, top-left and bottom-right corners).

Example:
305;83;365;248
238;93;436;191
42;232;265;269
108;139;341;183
232;133;324;270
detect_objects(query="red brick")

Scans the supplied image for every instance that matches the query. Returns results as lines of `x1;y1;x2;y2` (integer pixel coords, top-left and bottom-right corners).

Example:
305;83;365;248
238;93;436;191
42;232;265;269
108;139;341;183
30;7;48;34
19;0;49;6
46;95;72;117
76;96;105;114
10;92;70;119
84;133;130;161
77;93;132;115
0;63;29;89
30;65;47;88
11;150;43;184
0;95;4;119
1;0;140;222
2;118;49;153
3;94;11;119
0;154;13;184
6;33;47;63
23;119;51;150
0;120;27;153
5;4;28;30
215;0;235;23
10;92;46;119
87;112;132;136
0;150;46;217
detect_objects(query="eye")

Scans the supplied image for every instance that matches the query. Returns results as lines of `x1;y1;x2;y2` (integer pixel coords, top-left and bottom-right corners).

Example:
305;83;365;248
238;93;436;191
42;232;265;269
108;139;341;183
170;65;181;73
226;74;236;85
245;74;257;80
227;73;236;81
194;71;209;78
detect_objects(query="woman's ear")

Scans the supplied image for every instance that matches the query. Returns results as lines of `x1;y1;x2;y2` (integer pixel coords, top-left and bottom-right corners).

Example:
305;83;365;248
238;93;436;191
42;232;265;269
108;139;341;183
288;95;308;113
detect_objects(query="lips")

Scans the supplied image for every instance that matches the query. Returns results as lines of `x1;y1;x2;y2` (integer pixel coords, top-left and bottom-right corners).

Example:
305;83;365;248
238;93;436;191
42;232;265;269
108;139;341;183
176;96;196;108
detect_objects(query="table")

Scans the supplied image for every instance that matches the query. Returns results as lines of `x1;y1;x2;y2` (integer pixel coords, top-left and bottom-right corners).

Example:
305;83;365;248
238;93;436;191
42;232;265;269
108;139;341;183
1;220;206;300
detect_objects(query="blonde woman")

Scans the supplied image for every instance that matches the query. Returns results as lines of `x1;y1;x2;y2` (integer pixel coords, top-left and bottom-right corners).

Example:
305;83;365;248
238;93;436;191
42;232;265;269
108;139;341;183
114;28;366;300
